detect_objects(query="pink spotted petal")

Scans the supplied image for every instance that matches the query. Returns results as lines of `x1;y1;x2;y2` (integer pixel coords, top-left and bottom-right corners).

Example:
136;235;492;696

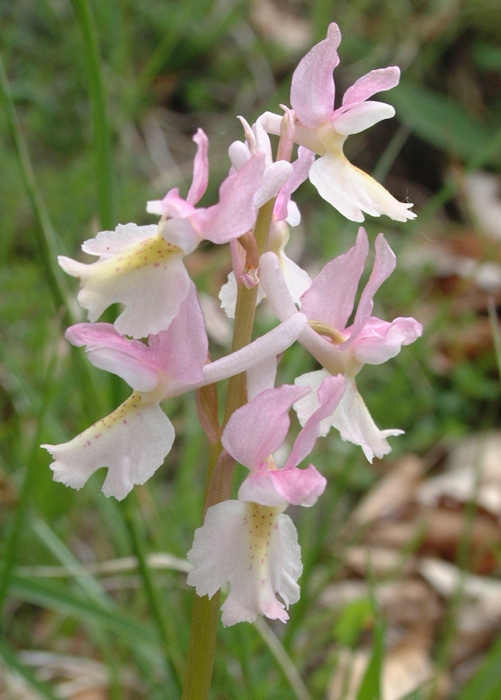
341;66;400;107
187;128;209;205
81;223;157;258
66;323;160;392
290;23;341;128
187;500;302;626
43;397;174;501
222;384;309;470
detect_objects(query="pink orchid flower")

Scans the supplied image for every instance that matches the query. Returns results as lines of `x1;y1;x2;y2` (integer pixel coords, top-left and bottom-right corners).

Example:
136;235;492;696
187;375;345;626
262;23;416;223
59;130;265;339
42;282;308;501
260;227;422;461
220;119;314;318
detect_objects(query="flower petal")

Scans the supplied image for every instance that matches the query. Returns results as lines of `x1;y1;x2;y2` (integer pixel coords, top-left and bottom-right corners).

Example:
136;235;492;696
222;385;309;470
66;323;159;392
290;23;341;128
341;66;400;107
293;369;334;436
295;374;403;462
274;147;315;222
81;223;157;257
149;281;208;384
42;395;174;500
238;464;326;507
187;501;302;626
349;316;423;365
187;128;209;205
300;227;368;331
287;375;346;467
334;101;395;136
344;233;396;346
59;236;192;339
309;152;416;222
280;253;312;306
255;161;293;209
201;154;266;244
246;356;278;402
201;314;308;387
147;188;197;219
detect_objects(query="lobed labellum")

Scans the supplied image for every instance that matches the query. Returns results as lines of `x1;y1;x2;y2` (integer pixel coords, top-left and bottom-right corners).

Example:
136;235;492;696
96;233;183;278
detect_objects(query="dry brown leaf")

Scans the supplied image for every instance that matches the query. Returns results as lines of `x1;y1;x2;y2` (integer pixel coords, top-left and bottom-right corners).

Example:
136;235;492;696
70;690;108;700
249;0;312;51
419;432;501;518
464;172;501;241
382;639;435;700
344;546;415;578
328;648;369;700
327;634;437;700
350;456;423;527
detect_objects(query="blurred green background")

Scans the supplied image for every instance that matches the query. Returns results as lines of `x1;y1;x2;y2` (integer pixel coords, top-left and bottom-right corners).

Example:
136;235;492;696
1;0;501;698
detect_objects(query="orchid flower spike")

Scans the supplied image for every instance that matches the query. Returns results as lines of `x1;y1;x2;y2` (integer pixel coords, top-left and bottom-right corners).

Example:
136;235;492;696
187;375;345;626
42;282;308;501
60;130;266;339
261;23;416;223
260;228;422;461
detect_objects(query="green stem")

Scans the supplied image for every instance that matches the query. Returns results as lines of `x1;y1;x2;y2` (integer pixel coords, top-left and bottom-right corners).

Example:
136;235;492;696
223;198;276;423
181;197;276;700
181;445;230;700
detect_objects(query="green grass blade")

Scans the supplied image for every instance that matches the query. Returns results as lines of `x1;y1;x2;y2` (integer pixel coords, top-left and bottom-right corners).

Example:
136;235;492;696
31;515;110;606
121;503;184;695
0;355;58;620
488;298;501;383
8;571;161;648
0;637;59;700
253;617;312;700
389;81;499;167
0;52;70;314
71;0;115;229
456;634;501;700
355;618;384;700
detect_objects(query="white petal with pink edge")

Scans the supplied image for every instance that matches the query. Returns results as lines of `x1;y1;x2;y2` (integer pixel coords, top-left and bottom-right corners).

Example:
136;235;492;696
42;394;175;501
187;500;302;626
